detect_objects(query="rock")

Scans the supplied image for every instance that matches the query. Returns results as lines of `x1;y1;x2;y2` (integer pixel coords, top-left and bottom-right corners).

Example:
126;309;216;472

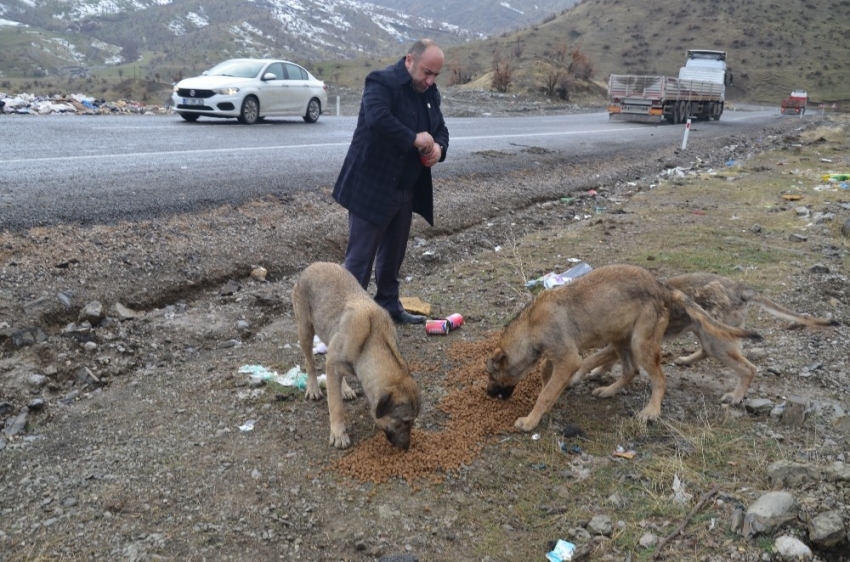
745;398;774;415
220;280;241;296
114;302;141;320
730;507;745;534
639;532;658;548
79;300;104;324
809;263;830;274
4;410;28;437
10;327;48;348
767;461;821;487
27;398;45;411
808;510;846;548
751;223;762;233
832;415;850;437
587;514;613;537
788;233;807;242
774;535;812;561
27;374;47;389
743;491;798;537
841;218;850;237
781;395;808;427
825;462;850;483
250;266;268;281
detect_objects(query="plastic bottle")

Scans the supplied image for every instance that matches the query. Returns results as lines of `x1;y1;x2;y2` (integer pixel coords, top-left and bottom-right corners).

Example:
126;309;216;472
561;262;592;281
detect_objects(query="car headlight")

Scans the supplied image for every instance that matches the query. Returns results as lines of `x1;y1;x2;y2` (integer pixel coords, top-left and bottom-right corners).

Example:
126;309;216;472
213;87;240;95
172;84;179;93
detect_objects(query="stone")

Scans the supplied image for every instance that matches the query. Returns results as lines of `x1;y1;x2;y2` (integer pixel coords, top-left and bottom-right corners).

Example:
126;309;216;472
781;395;808;427
3;410;28;437
639;532;657;548
587;514;613;537
774;535;812;561
808;510;846;548
114;302;141;320
79;300;104;324
841;218;850;237
767;461;821;487
745;398;774;415
743;491;798;537
250;266;268;281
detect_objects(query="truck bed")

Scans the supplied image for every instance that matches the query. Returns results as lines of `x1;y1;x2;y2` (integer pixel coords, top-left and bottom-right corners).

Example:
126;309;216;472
608;75;724;102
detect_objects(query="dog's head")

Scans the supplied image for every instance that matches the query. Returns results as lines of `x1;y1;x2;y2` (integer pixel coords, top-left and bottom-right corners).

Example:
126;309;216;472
373;379;421;450
485;345;536;400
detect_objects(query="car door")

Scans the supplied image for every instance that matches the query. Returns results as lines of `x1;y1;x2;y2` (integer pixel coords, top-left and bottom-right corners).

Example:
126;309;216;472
282;63;311;114
259;62;287;114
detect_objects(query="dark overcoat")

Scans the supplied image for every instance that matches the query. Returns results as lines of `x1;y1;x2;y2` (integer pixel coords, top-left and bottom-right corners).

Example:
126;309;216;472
332;57;449;226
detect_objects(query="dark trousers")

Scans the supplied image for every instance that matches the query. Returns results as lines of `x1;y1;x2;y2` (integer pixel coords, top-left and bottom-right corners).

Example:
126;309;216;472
344;187;414;315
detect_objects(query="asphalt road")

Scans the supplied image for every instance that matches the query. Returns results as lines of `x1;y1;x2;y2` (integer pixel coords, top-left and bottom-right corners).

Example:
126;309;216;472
1;107;783;231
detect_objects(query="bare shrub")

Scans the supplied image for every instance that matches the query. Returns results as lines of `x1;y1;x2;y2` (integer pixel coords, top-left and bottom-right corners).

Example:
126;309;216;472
491;53;513;93
569;45;594;80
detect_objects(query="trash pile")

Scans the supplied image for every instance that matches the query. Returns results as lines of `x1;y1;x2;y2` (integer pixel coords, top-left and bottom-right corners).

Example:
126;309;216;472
0;92;171;116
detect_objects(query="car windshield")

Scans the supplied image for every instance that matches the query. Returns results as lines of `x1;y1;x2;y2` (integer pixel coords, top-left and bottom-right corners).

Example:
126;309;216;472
205;60;265;79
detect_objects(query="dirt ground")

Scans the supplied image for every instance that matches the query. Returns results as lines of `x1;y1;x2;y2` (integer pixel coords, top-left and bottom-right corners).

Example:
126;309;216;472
1;99;849;562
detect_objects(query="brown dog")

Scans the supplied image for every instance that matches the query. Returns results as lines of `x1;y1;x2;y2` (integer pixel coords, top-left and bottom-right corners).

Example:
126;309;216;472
485;265;760;430
584;272;839;404
291;262;421;449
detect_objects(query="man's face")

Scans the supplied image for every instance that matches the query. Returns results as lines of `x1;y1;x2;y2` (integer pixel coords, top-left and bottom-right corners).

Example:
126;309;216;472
405;47;444;93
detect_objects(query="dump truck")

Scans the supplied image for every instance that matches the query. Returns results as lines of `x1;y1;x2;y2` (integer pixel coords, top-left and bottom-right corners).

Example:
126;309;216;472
780;90;808;115
607;50;733;124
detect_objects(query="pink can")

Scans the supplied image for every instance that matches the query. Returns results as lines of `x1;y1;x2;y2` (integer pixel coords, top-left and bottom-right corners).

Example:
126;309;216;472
425;319;450;335
446;313;464;330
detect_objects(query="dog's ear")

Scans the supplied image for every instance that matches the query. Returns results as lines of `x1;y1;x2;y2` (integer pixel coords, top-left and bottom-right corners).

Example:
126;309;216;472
486;348;505;373
375;392;395;419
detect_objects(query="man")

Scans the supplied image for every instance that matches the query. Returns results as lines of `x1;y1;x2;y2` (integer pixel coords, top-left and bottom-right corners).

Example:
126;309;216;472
333;39;449;324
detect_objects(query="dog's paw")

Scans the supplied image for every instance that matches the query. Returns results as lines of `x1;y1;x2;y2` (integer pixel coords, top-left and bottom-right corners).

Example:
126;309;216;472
304;380;324;400
330;430;351;449
720;391;745;405
636;407;660;422
592;385;618;399
514;416;538;432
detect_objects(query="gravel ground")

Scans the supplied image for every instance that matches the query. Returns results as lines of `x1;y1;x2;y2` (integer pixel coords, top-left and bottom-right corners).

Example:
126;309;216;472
1;92;849;561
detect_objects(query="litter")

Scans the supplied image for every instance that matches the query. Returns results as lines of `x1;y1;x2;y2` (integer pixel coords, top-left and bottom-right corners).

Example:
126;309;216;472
546;539;576;562
313;334;328;355
239;419;257;432
612;445;636;459
239;364;324;390
526;262;592;289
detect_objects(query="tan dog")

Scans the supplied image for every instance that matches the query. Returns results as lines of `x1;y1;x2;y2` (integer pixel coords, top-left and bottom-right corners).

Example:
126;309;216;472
584;272;839;404
291;262;421;449
485;265;760;430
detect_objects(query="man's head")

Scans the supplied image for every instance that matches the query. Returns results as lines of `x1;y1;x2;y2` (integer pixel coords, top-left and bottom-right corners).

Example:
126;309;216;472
405;39;444;93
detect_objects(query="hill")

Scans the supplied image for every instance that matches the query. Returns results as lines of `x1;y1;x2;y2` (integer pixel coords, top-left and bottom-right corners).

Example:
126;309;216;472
0;0;848;106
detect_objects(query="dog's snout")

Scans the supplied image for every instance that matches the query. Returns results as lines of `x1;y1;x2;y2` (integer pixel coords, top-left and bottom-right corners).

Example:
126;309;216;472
486;382;515;400
385;429;412;450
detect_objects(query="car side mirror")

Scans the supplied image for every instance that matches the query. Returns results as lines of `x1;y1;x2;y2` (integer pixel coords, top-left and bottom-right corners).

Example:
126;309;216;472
262;73;278;81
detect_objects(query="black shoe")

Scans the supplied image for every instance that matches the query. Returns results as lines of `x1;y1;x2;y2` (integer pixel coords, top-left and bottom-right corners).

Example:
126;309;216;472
390;310;427;325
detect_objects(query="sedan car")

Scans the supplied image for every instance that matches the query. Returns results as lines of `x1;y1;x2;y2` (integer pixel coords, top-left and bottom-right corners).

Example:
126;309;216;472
171;58;328;124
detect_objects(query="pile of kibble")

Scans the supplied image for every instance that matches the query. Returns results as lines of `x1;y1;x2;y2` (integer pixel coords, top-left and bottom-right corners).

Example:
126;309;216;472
334;336;541;483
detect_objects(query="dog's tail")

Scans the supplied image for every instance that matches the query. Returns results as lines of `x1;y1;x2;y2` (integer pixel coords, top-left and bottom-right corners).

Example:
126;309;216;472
741;289;840;328
671;289;763;341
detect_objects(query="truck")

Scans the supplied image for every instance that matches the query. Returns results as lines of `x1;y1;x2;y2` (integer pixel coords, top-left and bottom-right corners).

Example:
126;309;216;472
607;50;733;124
780;90;808;115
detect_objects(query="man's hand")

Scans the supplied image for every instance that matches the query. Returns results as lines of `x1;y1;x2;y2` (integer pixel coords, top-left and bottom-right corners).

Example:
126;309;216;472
419;143;442;168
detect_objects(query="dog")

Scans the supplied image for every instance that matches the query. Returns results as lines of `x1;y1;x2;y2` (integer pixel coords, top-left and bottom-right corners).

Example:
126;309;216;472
291;262;421;450
583;272;839;404
485;265;761;431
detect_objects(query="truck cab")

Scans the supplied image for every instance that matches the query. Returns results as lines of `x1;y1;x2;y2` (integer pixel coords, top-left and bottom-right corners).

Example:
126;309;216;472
679;50;733;90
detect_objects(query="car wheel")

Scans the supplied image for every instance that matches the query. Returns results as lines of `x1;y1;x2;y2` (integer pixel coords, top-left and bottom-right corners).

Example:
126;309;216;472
238;96;260;125
179;112;200;122
303;99;321;123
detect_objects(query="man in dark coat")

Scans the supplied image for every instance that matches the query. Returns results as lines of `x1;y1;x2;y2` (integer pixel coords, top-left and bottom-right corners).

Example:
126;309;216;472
333;39;449;324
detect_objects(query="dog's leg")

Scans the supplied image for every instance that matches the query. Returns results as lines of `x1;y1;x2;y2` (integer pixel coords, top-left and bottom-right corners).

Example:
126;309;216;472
674;346;708;366
325;354;352;449
632;344;666;421
292;287;324;401
577;345;619;385
591;345;637;398
515;354;582;432
340;377;357;401
699;334;758;404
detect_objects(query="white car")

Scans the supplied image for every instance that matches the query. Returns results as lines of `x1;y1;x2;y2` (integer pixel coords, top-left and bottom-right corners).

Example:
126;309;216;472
172;58;328;124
